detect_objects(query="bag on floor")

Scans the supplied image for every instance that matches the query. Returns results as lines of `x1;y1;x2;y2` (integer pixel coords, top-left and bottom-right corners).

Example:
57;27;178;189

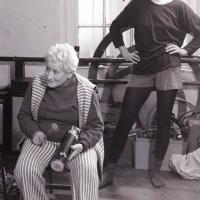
169;147;200;180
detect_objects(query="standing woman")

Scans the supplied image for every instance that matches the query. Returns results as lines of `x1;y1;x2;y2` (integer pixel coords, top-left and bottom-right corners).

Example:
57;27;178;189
102;0;200;188
14;43;104;200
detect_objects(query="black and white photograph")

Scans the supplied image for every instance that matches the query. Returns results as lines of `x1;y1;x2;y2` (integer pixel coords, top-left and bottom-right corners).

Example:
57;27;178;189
0;0;200;199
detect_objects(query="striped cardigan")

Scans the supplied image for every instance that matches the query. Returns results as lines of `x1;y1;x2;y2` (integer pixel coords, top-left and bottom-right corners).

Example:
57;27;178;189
31;73;104;178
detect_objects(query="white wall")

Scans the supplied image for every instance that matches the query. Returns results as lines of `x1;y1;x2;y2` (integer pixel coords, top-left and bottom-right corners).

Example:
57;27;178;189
0;0;79;84
0;0;78;57
183;0;196;11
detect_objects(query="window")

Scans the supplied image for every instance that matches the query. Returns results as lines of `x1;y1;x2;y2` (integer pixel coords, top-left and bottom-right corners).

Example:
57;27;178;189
78;0;200;58
78;0;133;58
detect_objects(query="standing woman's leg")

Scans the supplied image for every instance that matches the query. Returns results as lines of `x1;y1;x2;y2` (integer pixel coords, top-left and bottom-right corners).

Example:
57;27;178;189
14;139;58;200
109;87;153;163
156;89;177;159
151;89;177;188
99;87;153;188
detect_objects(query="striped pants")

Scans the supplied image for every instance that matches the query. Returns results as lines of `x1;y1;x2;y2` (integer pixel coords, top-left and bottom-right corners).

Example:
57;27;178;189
14;138;100;200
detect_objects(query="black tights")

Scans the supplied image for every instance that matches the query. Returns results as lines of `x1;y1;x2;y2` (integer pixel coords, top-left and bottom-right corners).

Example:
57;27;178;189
109;87;177;163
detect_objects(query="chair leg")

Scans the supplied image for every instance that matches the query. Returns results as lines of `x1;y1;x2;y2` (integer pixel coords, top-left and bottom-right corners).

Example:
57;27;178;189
49;168;53;194
19;193;23;200
0;153;7;200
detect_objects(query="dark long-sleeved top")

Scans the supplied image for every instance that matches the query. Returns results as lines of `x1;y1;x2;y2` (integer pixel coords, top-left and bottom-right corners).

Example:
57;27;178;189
110;0;200;74
18;75;104;151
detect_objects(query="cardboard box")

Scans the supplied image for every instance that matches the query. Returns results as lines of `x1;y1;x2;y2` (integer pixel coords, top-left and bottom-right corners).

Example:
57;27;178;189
134;138;188;171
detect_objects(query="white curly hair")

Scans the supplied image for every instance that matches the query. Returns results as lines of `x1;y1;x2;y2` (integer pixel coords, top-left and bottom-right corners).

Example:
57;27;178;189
45;43;79;72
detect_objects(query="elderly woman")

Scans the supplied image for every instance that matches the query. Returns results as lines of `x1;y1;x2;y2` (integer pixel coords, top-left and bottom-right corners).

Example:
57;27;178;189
14;43;104;200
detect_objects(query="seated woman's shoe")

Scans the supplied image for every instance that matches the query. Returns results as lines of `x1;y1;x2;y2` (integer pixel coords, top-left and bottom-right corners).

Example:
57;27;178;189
150;172;165;188
99;163;115;189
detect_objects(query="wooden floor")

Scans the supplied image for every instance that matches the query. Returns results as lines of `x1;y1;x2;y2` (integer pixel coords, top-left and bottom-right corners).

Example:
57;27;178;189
99;167;200;200
47;166;200;200
3;154;200;200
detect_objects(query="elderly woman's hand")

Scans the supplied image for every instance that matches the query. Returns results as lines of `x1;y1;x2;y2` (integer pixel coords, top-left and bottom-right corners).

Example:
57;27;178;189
32;131;47;146
68;143;83;161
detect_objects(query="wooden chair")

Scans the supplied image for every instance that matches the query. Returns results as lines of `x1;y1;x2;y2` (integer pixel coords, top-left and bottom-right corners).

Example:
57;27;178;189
17;166;71;200
0;152;7;200
45;166;71;199
45;166;71;193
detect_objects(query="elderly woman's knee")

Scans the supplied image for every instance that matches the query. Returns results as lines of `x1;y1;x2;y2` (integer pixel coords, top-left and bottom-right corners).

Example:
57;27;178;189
75;160;97;176
14;158;39;179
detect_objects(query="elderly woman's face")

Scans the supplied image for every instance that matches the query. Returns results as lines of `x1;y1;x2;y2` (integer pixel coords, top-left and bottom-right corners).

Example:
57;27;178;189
45;59;73;88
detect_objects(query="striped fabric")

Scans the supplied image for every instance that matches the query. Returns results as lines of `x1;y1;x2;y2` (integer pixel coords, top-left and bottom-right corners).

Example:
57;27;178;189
15;73;104;200
76;73;94;127
75;73;104;180
14;139;59;200
15;139;99;200
31;74;47;121
31;73;104;178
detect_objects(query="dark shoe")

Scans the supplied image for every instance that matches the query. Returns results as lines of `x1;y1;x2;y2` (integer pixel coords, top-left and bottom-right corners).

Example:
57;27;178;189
99;171;114;189
150;172;165;188
150;157;165;188
99;163;115;189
